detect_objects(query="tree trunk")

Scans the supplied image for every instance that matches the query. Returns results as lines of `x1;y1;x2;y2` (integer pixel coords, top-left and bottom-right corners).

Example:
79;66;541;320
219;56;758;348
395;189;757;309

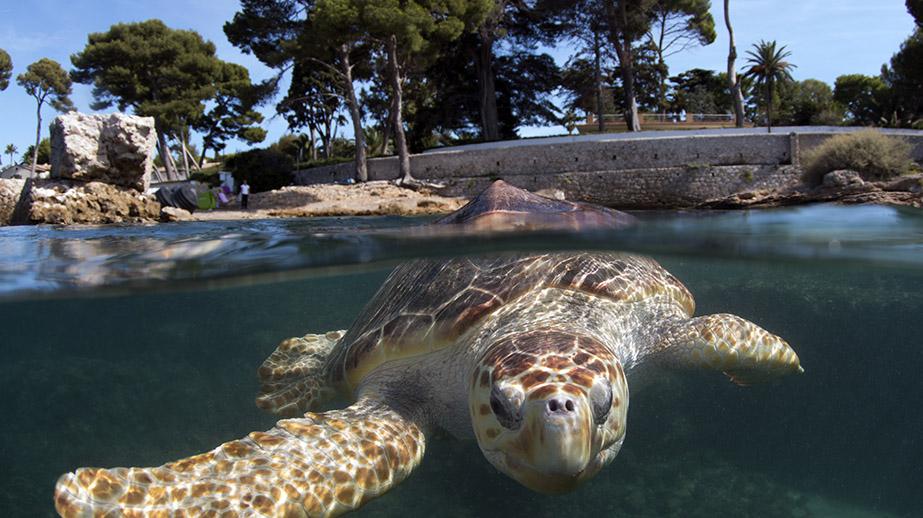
32;98;43;175
610;2;641;132
657;57;667;115
338;45;368;182
321;119;332;159
157;130;178;181
476;32;500;141
724;0;746;127
180;131;191;179
655;12;668;116
308;127;317;161
387;35;413;183
766;80;773;133
378;112;391;156
182;140;200;172
594;30;605;133
614;41;641;132
198;143;209;168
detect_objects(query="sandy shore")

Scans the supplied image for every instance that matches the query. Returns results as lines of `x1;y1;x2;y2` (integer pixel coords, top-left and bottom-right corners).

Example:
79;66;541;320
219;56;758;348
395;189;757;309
188;181;468;221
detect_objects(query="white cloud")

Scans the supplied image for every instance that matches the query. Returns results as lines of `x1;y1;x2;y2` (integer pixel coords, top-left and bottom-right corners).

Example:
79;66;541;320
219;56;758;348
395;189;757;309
0;26;66;54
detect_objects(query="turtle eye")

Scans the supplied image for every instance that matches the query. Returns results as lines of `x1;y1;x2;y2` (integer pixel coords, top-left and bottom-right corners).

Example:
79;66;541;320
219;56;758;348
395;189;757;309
590;381;613;424
489;385;523;430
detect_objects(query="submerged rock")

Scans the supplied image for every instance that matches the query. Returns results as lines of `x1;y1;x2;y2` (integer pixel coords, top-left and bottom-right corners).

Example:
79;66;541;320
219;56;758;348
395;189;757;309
17;179;160;225
50;112;157;192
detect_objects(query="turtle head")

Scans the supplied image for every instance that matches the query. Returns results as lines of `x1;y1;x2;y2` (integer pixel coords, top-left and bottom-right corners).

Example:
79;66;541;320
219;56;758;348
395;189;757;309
469;330;628;493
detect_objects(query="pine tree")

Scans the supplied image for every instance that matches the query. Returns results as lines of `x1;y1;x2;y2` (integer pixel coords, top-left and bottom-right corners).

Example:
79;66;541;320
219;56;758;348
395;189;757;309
17;58;73;174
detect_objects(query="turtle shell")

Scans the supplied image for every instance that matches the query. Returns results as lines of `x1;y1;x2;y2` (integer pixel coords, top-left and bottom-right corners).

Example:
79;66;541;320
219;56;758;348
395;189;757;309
436;180;636;231
333;252;694;388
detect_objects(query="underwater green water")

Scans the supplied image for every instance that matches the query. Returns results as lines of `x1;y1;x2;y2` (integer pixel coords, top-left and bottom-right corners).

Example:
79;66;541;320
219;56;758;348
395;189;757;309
1;205;922;517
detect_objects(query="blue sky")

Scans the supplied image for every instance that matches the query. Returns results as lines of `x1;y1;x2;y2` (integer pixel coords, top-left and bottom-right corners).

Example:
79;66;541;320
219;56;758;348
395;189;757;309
0;0;916;161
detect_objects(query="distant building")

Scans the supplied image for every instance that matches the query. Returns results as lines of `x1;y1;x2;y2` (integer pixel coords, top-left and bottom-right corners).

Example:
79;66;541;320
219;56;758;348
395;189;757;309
0;164;48;180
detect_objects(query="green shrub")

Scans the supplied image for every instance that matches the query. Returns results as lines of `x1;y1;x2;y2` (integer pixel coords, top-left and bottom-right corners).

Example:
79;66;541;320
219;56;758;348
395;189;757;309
21;138;51;165
295;156;354;170
224;148;294;193
190;165;221;187
802;130;915;186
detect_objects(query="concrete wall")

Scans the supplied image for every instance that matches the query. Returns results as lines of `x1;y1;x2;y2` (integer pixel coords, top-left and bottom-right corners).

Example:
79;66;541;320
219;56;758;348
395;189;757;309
294;129;923;208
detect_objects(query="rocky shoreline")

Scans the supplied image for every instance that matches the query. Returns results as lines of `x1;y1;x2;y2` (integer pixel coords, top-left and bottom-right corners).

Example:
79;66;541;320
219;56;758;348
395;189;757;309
174;182;468;222
1;109;921;226
3;169;923;226
701;170;923;209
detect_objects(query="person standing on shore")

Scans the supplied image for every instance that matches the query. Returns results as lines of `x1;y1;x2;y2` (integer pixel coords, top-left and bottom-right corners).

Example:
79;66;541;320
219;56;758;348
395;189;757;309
240;180;250;210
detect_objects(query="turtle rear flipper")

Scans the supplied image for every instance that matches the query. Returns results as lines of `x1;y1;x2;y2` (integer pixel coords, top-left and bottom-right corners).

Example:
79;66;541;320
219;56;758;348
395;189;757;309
257;330;346;417
652;314;803;385
55;397;426;518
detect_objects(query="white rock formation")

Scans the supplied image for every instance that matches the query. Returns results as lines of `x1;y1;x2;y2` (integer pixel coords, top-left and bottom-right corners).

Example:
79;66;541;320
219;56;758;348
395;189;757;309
50;112;157;192
0;178;26;225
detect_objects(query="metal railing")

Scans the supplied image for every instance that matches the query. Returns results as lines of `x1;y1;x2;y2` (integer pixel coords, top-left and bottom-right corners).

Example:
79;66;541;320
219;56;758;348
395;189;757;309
587;113;735;124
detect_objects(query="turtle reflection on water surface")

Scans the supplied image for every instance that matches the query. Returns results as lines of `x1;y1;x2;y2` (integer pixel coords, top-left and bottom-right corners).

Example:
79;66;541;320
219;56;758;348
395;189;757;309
54;181;802;517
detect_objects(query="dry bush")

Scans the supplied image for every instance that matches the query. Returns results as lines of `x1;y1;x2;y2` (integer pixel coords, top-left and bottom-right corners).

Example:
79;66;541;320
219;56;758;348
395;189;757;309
802;130;915;186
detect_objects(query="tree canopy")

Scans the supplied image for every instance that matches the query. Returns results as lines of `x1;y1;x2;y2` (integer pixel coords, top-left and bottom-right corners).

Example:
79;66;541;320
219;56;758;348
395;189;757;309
775;79;839;126
17;58;73;172
194;62;268;164
646;0;716;112
18;58;73;112
909;0;923;27
669;68;727;112
71;19;252;179
834;74;888;125
0;49;11;91
884;28;923;125
71;20;223;130
226;0;375;180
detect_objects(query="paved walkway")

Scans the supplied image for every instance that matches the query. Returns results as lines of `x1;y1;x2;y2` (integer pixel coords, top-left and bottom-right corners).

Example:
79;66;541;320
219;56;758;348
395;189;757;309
423;126;923;154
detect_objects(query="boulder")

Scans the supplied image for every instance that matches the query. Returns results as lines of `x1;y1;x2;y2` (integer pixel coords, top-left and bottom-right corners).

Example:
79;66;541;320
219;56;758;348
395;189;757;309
881;174;923;194
18;179;161;225
822;170;864;188
50;112;157;192
0;178;26;225
160;206;193;222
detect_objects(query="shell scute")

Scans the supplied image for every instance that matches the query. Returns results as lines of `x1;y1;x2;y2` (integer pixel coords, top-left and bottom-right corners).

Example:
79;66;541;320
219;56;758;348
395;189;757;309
336;253;693;387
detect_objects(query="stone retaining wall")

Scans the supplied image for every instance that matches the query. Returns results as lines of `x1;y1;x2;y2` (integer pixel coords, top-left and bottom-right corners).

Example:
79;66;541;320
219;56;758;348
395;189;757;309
294;130;923;208
433;165;799;209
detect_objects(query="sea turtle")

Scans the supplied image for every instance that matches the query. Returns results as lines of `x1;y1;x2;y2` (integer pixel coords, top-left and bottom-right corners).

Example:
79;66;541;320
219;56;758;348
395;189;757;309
54;181;803;517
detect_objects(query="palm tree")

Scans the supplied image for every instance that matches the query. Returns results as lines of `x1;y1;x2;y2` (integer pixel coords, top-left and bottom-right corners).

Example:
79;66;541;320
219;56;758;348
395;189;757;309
5;144;17;166
744;40;796;133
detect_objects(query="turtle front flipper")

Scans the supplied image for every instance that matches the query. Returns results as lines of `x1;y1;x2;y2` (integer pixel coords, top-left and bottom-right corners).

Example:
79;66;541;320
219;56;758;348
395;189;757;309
257;330;346;417
652;314;803;385
54;397;425;518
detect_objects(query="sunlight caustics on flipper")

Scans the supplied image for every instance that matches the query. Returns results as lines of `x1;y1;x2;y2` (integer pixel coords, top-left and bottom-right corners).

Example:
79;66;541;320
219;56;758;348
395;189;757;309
652;313;803;385
256;331;346;417
54;398;425;518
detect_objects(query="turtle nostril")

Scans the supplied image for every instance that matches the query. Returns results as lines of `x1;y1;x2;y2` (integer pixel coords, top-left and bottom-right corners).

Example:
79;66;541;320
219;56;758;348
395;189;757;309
547;398;576;414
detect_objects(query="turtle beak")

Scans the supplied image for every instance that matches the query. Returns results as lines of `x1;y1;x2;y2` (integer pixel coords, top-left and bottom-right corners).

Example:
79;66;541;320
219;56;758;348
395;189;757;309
508;391;595;493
